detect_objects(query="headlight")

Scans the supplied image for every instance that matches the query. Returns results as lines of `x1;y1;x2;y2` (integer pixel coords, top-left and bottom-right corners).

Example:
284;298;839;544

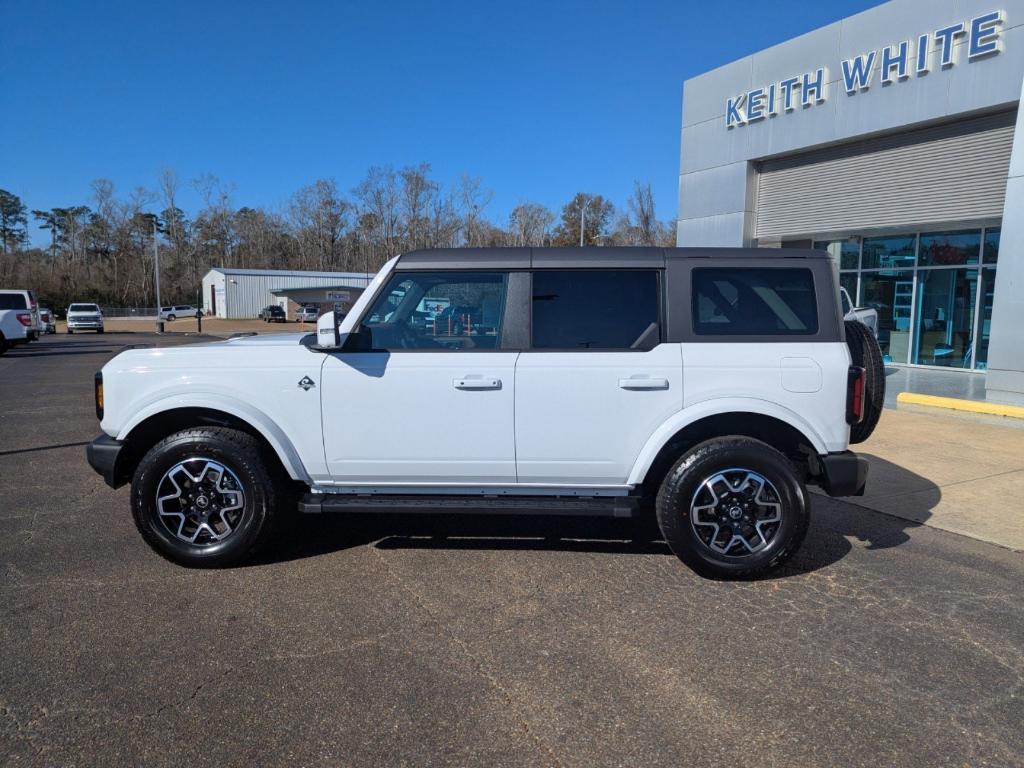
94;372;104;420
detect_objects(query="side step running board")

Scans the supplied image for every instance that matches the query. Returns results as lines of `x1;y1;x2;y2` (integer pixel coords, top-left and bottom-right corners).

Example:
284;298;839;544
298;494;639;518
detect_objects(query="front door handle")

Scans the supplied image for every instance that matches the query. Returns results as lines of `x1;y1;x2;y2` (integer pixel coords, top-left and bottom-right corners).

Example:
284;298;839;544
619;377;669;390
454;378;502;390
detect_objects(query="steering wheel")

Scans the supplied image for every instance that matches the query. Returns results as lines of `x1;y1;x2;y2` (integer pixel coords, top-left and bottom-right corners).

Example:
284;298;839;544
394;322;430;349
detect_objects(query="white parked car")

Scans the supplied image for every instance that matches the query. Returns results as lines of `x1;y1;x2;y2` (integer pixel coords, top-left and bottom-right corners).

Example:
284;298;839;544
295;304;320;323
87;248;883;576
0;289;42;341
67;303;104;333
159;305;199;321
39;307;56;334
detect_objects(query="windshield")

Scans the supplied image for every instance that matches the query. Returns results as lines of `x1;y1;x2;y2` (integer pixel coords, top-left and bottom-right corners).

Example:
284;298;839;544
69;304;99;312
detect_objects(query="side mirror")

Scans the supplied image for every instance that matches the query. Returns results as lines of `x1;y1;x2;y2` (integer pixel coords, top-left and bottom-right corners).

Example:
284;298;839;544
342;327;373;351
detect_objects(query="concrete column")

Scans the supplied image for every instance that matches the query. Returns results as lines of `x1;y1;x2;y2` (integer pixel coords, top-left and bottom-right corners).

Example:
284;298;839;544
986;80;1024;405
676;161;758;247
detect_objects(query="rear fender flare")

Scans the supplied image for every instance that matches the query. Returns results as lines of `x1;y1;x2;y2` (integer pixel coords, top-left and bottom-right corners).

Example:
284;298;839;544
626;398;829;486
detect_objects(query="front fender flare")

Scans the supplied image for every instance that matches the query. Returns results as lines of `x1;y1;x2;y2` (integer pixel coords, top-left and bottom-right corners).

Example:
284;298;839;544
116;393;311;484
626;398;829;487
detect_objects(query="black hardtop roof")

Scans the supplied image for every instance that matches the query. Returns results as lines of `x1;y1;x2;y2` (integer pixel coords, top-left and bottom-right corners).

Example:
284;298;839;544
395;246;829;270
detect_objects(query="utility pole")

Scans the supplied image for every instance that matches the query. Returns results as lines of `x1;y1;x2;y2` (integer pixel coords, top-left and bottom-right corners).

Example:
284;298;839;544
153;218;162;333
579;196;586;247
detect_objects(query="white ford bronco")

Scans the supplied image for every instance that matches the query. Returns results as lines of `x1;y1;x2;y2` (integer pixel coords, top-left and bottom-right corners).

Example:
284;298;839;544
87;248;883;577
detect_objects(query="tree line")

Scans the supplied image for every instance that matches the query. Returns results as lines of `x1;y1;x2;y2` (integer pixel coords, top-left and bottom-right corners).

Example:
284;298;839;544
0;166;675;309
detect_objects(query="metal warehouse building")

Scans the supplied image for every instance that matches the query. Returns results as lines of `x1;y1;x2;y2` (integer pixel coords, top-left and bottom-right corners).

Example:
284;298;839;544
201;268;374;319
678;0;1024;404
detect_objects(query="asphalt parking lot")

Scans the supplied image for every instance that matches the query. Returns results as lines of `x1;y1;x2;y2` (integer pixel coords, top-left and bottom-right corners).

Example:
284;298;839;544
1;333;1022;767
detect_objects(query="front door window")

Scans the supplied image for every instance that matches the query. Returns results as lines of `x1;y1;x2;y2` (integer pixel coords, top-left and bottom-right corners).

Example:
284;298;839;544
361;272;507;350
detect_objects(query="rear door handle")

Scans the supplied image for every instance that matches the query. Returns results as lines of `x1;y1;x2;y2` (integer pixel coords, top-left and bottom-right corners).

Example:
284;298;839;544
454;378;502;390
618;377;669;390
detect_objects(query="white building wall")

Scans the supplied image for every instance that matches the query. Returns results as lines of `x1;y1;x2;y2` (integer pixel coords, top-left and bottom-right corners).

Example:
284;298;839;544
201;270;374;319
987;78;1024;404
201;271;227;319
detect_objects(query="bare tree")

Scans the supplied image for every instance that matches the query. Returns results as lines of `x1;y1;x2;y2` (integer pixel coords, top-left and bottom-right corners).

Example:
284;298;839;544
628;181;658;246
353;167;400;266
456;175;494;247
399;163;438;251
290;179;349;271
508;202;555;246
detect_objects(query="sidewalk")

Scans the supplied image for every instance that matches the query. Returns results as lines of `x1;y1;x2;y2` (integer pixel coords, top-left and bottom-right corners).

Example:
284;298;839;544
834;408;1024;551
883;365;988;407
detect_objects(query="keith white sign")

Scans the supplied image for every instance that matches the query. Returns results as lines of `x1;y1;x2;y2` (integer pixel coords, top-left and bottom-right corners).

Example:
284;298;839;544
726;10;1004;129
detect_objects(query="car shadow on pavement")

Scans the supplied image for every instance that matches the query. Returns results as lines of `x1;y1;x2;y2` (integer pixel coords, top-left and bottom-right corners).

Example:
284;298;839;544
256;455;940;580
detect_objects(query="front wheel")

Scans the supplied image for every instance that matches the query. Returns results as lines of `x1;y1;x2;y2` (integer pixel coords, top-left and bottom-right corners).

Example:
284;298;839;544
131;427;282;567
167;314;175;322
656;437;809;578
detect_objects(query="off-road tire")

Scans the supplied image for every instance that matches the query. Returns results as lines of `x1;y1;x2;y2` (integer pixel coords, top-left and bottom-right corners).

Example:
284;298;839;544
845;319;884;444
131;427;282;567
656;437;810;578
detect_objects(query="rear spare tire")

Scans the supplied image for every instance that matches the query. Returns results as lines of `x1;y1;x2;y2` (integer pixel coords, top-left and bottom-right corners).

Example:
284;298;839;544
845;319;884;444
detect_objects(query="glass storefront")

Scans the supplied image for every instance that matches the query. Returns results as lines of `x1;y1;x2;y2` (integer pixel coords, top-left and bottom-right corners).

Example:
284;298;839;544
814;226;999;370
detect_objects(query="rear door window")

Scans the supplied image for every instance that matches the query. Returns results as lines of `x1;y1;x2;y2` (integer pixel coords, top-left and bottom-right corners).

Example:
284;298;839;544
531;270;661;350
693;268;818;336
0;294;28;309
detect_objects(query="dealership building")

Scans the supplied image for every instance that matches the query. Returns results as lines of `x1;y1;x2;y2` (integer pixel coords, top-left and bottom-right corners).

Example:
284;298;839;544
678;0;1024;403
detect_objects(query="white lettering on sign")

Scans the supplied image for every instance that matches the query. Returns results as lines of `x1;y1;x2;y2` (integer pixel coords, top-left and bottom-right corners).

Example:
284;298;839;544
725;10;1004;128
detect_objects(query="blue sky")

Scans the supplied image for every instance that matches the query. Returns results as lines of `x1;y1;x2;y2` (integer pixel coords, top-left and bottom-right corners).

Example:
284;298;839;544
2;0;877;244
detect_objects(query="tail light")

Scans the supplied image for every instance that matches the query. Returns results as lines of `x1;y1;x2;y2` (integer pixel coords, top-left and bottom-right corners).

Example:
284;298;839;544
94;372;104;420
16;313;32;327
846;366;866;425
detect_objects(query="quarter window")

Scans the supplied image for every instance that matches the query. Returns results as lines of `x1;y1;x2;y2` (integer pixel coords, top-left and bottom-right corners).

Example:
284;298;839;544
360;272;507;350
693;268;818;336
531;270;661;350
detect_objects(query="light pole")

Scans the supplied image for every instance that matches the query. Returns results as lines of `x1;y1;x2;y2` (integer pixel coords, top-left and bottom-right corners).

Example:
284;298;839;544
579;195;587;246
153;217;163;333
579;195;598;247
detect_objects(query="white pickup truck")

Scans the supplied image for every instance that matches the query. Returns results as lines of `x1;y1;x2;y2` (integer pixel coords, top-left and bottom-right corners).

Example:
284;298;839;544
0;308;33;354
841;287;879;337
87;247;884;577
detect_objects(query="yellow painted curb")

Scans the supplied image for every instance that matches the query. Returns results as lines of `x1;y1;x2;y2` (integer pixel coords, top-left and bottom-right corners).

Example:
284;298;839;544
896;392;1024;419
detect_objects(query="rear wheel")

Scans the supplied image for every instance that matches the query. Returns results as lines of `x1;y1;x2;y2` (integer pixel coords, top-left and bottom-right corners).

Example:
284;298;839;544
0;334;7;355
845;319;884;444
656;437;809;578
131;427;282;567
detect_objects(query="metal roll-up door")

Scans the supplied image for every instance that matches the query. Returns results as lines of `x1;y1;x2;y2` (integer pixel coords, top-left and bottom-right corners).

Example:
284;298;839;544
756;110;1017;240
